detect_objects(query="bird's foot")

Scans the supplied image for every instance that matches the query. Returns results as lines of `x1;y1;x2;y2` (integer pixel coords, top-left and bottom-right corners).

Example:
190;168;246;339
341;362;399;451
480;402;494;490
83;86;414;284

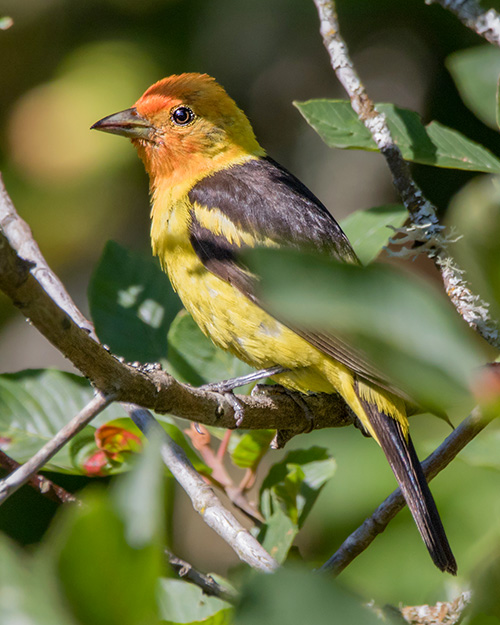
200;365;288;395
200;365;288;427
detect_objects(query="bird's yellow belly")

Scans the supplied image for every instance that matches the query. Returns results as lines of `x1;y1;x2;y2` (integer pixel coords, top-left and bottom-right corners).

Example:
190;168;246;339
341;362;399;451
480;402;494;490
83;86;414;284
164;244;343;395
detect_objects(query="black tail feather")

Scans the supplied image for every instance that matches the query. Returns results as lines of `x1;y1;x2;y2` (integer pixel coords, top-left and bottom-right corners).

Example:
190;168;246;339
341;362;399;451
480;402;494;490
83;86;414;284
360;398;457;574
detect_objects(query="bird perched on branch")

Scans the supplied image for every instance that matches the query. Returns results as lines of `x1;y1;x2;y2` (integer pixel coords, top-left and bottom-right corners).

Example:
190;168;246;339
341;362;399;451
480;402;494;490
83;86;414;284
92;72;457;574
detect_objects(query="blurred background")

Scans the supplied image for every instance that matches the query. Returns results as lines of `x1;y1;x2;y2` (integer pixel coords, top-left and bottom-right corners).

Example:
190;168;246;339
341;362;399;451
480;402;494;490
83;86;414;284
1;0;500;608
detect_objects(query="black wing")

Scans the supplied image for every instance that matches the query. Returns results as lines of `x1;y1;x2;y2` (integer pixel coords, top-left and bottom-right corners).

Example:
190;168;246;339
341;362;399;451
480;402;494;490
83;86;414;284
189;156;359;263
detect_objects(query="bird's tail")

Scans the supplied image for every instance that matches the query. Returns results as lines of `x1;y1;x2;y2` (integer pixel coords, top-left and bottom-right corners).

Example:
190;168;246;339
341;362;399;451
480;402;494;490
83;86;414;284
357;390;457;575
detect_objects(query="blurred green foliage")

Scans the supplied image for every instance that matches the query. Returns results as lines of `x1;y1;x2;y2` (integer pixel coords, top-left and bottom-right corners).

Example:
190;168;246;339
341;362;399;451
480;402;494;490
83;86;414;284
447;45;500;131
2;1;500;623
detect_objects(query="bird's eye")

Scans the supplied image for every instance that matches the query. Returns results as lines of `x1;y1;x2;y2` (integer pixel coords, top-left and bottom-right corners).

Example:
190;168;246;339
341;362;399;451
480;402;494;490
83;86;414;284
171;106;194;126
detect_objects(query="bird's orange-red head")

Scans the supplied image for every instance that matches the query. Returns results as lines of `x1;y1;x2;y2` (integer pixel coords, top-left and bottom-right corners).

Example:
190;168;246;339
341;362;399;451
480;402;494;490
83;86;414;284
92;73;264;187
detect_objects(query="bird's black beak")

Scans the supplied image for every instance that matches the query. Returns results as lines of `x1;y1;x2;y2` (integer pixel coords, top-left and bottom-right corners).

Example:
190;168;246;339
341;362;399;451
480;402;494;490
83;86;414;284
91;107;154;140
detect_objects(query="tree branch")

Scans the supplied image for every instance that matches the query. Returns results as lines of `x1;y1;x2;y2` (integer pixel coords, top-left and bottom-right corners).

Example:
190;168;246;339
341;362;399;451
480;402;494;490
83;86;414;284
165;548;238;603
0;450;77;505
426;0;500;46
0;391;113;504
313;0;500;349
320;406;492;574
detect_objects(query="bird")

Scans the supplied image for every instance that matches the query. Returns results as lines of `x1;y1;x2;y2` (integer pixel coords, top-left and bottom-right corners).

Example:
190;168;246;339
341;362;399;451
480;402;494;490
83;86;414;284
91;72;457;574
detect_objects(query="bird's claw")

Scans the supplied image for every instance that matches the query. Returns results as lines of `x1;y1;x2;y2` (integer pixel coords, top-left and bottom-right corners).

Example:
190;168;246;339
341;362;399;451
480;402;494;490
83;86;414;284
199;365;289;428
222;392;245;427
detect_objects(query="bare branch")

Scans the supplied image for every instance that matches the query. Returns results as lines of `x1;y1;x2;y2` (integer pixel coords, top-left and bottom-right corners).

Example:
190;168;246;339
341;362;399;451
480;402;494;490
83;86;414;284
125;405;278;573
312;0;500;349
0;175;278;568
165;548;238;603
0;450;77;505
320;407;492;574
426;0;500;46
0;391;113;504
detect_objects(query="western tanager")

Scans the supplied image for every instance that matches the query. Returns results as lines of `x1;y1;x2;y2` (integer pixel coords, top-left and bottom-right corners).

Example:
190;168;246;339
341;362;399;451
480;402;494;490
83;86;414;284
92;73;456;573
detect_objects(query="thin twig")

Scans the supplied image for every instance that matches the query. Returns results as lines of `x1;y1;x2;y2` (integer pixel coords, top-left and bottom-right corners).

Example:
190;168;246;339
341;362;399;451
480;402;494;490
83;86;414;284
165;548;238;603
0;450;77;504
0;391;113;504
313;0;500;349
426;0;500;46
125;404;278;573
320;407;492;575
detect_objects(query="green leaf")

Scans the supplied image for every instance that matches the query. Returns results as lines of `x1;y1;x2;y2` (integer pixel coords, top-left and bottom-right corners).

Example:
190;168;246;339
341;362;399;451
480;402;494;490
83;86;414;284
235;566;379;625
50;488;162;625
447;174;500;322
295;99;500;173
167;310;253;387
258;447;335;563
447;45;500;130
1;430;167;625
295;99;374;149
340;204;407;265
89;240;182;363
157;578;233;624
246;248;483;412
0;369;127;474
230;430;274;470
0;535;77;625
